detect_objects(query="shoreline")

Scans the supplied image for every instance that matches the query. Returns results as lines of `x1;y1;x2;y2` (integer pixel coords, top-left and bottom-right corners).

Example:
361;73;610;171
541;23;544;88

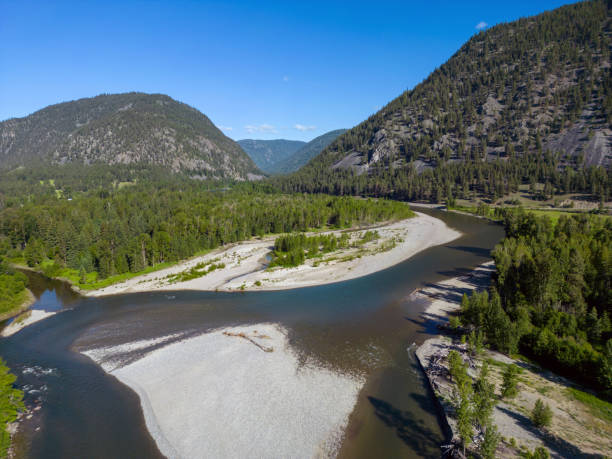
83;212;462;296
1;309;57;338
81;324;365;458
0;289;36;323
413;261;495;328
413;262;495;446
413;262;612;457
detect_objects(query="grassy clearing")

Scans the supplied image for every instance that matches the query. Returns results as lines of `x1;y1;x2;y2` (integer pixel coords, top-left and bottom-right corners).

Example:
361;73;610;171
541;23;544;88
0;289;33;321
37;258;177;291
165;259;226;283
566;387;612;423
449;203;608;225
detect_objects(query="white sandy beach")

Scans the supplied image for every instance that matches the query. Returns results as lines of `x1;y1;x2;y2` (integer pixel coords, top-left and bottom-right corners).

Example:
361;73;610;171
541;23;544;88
1;309;56;338
85;212;461;296
82;323;364;459
412;261;495;326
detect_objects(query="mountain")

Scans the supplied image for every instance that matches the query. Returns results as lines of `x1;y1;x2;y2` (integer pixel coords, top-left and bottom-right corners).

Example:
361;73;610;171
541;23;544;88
282;1;611;202
0;93;261;180
237;139;305;173
271;129;347;174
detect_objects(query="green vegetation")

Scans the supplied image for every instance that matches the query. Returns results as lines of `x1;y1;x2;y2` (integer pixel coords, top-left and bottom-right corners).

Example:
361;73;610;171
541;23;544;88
269;233;350;268
0;178;412;288
0;359;24;457
166;259;226;284
275;1;611;207
566;387;612;423
501;364;521;399
237;139;306;173
447;351;500;457
459;209;612;394
531;399;553;428
0;92;259;179
522;446;551;459
270;129;347;174
36;258;177;291
0;257;30;320
269;228;384;268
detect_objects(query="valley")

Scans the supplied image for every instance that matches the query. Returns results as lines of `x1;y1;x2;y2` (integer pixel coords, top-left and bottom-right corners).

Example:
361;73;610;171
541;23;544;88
1;1;611;458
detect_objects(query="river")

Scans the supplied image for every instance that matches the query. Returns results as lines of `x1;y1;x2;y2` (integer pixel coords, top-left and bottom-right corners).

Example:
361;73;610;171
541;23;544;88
0;209;503;458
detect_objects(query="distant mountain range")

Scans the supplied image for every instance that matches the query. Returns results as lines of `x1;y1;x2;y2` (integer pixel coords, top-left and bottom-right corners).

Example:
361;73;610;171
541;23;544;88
237;139;305;173
238;129;346;174
271;130;347;174
0;93;261;180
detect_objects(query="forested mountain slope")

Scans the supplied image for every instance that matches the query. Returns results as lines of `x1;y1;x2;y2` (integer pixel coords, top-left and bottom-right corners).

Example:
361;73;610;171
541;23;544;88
0;93;261;180
271;129;347;174
237;139;305;173
280;0;612;203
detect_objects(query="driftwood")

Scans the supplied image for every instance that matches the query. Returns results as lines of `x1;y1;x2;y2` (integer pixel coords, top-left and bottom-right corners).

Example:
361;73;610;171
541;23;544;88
223;331;274;352
441;442;467;458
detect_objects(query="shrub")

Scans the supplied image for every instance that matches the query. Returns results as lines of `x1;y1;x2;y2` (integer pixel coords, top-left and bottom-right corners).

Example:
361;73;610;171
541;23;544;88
501;364;520;398
531;399;553;428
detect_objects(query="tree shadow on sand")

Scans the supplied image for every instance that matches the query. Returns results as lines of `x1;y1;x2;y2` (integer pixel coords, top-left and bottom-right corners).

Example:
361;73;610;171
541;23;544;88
368;396;444;458
496;406;600;458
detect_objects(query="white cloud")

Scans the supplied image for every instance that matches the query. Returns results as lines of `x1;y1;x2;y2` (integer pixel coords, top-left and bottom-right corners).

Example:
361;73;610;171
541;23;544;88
294;124;316;132
245;124;278;134
475;21;488;30
283;75;289;82
219;125;233;131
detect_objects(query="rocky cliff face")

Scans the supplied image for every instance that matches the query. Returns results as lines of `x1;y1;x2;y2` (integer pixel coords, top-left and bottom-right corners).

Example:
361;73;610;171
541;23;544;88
304;1;611;176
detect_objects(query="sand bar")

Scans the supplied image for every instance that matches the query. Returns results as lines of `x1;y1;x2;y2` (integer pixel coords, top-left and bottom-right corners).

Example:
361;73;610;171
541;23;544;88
82;324;364;458
1;309;56;338
85;212;461;296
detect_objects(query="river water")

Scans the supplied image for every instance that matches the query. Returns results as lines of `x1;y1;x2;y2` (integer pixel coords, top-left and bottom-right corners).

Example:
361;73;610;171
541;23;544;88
0;210;503;458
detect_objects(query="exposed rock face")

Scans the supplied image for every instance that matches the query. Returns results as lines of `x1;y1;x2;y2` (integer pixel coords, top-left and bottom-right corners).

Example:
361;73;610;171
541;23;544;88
301;1;611;176
0;92;260;179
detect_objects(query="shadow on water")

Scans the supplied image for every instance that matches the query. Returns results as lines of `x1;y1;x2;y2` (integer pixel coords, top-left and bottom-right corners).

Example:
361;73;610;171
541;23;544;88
446;245;493;258
368;396;443;457
2;209;504;458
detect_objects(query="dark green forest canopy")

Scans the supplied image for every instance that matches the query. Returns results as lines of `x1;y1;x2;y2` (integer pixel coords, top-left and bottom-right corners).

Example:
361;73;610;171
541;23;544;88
0;177;412;282
460;209;612;395
274;0;612;204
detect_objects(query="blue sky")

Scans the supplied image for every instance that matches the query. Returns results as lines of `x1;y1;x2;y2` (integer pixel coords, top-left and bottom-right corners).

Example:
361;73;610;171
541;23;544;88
1;0;571;141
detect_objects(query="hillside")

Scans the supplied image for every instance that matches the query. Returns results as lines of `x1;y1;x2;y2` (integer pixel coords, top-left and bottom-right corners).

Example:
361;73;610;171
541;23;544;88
0;93;261;180
271;129;347;174
237;139;305;173
281;1;612;204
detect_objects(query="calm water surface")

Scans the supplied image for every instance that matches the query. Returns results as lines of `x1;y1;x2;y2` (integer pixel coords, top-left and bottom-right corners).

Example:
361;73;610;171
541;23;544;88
0;210;503;458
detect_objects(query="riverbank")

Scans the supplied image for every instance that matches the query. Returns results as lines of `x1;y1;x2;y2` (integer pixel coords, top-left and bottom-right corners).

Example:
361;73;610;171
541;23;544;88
414;263;612;458
81;323;365;458
0;289;36;323
1;309;56;338
84;212;461;296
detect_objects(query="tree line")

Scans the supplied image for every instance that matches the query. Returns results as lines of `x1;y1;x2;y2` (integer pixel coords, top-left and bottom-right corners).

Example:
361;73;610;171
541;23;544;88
0;182;412;284
459;209;612;394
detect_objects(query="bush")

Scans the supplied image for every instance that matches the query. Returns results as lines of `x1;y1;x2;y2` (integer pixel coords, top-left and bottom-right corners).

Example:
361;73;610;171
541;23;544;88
501;364;520;398
531;399;553;428
522;446;550;459
449;316;461;330
0;359;24;456
480;422;500;459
